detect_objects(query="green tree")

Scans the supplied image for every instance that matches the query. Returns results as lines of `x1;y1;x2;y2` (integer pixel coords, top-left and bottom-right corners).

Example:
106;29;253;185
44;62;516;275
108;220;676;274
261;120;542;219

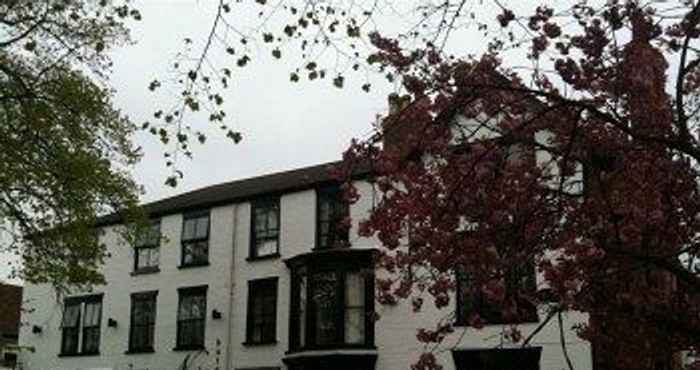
0;0;143;290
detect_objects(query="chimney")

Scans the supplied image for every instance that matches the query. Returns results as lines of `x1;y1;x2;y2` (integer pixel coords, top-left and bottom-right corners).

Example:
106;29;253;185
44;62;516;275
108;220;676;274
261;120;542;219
381;93;413;157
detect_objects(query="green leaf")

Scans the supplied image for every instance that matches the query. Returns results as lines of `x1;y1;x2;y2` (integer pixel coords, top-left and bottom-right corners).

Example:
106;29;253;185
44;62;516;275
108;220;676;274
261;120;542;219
333;75;344;88
226;130;242;143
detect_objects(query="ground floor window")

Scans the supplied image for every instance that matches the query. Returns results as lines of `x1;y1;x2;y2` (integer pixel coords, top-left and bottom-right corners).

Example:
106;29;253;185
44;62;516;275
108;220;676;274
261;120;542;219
176;285;207;349
451;347;541;370
246;277;278;344
129;291;157;352
60;294;102;356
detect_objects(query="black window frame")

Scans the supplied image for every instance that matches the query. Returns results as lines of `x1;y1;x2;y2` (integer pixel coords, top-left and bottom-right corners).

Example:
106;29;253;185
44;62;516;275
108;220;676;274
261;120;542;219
451;347;542;370
249;197;281;260
245;277;279;345
315;185;350;250
59;294;103;356
180;210;211;268
175;285;208;351
455;260;538;326
286;250;375;353
133;220;161;274
127;291;158;354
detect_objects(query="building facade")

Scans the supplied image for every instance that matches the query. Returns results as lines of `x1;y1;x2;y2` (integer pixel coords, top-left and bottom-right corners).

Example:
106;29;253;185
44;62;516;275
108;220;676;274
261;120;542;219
18;162;593;370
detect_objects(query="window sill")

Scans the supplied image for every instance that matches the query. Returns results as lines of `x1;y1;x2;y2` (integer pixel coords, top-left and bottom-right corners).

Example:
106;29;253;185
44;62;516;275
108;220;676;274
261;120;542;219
58;352;100;358
131;267;160;276
125;348;155;355
246;253;280;262
177;262;210;269
173;345;206;352
286;344;377;354
243;340;278;347
311;245;351;252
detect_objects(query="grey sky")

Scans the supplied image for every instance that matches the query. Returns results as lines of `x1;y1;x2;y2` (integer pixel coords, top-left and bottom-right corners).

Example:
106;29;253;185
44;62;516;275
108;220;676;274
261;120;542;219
112;0;396;203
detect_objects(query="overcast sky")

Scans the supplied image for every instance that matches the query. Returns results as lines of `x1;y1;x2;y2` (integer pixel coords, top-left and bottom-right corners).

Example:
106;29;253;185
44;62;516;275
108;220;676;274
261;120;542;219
112;0;398;203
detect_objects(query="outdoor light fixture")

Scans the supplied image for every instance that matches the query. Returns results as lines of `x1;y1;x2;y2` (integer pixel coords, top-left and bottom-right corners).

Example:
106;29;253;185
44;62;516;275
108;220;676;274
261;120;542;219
212;309;222;320
31;325;42;334
108;318;118;327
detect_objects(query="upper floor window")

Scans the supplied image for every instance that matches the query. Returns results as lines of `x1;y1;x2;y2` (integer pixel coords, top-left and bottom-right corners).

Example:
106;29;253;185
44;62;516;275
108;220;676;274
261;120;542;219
176;286;207;350
287;250;375;352
250;197;280;259
129;291;157;353
60;294;102;356
455;260;538;326
316;185;350;249
134;221;160;273
181;211;210;267
245;277;278;345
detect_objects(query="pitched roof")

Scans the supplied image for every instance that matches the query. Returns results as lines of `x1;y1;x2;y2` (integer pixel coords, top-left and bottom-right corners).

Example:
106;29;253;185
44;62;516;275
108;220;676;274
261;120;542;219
96;160;367;227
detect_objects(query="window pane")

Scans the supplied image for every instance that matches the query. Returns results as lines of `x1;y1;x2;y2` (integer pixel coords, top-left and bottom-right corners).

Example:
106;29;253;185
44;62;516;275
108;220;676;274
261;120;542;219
191;295;206;319
83;301;101;327
320;201;331;221
183;241;208;265
133;302;144;325
61;328;79;354
61;304;80;328
256;239;278;256
344;308;365;344
137;248;158;269
178;296;191;320
82;327;100;353
298;275;307;347
345;273;365;307
182;218;197;240
149;247;160;267
267;208;278;230
312;272;338;345
136;222;160;247
255;210;267;232
195;216;209;239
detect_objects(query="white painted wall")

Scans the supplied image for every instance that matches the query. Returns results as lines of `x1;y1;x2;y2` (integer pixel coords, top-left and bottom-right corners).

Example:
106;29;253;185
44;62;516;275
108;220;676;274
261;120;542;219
19;178;593;370
19;206;235;370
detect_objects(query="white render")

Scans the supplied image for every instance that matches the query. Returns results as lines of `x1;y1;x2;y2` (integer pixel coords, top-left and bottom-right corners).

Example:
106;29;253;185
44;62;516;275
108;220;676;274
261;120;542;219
18;169;593;370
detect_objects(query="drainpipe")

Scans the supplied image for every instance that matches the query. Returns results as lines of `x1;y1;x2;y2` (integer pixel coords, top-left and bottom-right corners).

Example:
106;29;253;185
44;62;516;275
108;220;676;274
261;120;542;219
224;204;237;370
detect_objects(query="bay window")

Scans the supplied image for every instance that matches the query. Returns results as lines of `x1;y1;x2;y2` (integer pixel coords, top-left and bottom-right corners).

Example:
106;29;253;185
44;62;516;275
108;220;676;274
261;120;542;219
287;250;375;352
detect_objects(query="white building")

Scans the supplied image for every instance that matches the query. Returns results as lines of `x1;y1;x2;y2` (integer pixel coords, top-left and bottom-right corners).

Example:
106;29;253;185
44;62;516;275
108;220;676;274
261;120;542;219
18;161;593;370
